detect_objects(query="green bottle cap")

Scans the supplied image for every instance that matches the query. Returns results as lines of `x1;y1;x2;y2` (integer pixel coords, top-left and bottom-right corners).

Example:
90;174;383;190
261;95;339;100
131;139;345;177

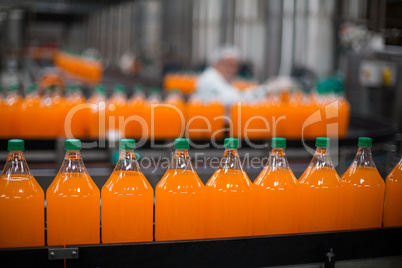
224;138;239;149
316;137;330;148
27;84;38;93
65;139;81;150
8;139;24;151
150;86;160;94
133;84;144;92
8;83;19;91
66;85;76;93
114;84;125;93
174;138;190;149
120;139;136;150
358;137;372;147
94;84;106;94
272;137;286;148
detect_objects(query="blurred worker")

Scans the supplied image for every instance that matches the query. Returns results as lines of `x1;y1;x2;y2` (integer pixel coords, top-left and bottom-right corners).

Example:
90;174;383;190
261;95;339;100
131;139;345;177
196;44;242;107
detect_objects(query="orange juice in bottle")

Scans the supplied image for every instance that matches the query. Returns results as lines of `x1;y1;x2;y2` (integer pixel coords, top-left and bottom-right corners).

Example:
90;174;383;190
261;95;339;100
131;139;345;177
51;85;67;137
107;84;127;136
341;137;385;230
298;137;342;232
155;138;205;241
205;138;253;238
383;157;402;227
126;84;148;139
164;89;186;139
46;139;100;245
20;84;41;138
89;85;107;139
253;138;298;235
64;84;88;138
0;139;44;248
102;139;153;243
147;87;162;139
3;84;23;137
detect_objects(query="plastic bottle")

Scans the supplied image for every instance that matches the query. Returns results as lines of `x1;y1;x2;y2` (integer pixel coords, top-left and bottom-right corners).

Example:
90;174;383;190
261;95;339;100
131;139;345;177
253;137;298;235
298;137;342;232
164;89;186;139
38;87;57;138
383;156;402;227
147;86;162;139
102;139;153;243
341;137;385;229
0;139;44;248
46;139;100;246
64;84;88;138
107;84;127;137
155;138;205;241
89;85;107;138
20;84;41;138
3;84;23;137
205;138;253;238
51;85;67;137
126;84;148;139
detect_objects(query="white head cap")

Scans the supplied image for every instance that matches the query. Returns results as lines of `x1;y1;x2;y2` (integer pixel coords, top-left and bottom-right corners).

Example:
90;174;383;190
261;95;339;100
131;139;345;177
209;44;241;65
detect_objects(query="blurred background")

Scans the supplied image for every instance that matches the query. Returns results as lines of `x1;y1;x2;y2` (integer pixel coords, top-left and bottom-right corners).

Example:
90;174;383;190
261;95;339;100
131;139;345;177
0;0;401;191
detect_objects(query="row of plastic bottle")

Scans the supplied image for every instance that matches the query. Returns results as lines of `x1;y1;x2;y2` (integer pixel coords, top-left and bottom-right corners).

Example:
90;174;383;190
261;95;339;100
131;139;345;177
54;51;102;83
0;137;401;249
163;72;258;94
0;83;350;140
231;90;350;139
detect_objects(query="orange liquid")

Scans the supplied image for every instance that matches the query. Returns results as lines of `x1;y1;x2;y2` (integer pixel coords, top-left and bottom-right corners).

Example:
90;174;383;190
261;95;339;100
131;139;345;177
2;94;23;138
341;166;385;229
187;99;225;139
107;94;127;136
126;96;148;139
205;169;253;238
231;103;270;139
253;168;298;235
383;161;402;227
38;94;58;138
101;171;153;243
150;98;185;139
0;174;44;248
155;169;205;241
64;94;88;138
298;167;342;233
20;94;41;138
46;172;100;246
88;94;106;139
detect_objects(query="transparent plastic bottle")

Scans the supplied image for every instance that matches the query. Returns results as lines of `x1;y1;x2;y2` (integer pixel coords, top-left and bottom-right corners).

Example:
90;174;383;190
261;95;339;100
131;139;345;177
89;85;107;138
3;83;23;137
107;84;127;135
383;157;402;227
64;84;88;139
298;137;342;232
155;138;205;241
46;139;100;246
102;139;153;243
21;84;41;138
205;138;253;238
253;137;298;235
126;84;148;139
0;139;44;248
341;137;385;229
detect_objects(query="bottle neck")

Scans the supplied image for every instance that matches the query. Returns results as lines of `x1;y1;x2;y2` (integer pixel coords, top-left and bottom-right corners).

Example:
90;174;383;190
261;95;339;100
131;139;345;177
310;147;335;169
267;148;289;170
1;151;32;176
168;149;194;171
352;146;376;168
114;149;141;172
219;149;243;171
58;150;87;174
